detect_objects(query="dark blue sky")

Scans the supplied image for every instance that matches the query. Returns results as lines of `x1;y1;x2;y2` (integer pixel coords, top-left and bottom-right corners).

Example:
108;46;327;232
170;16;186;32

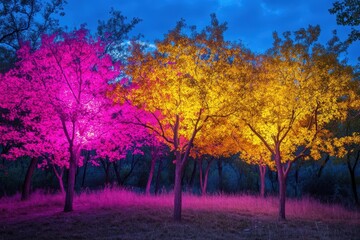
60;0;358;64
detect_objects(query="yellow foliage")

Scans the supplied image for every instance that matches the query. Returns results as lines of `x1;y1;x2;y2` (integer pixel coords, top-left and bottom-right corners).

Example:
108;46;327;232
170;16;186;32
112;18;251;153
234;26;356;166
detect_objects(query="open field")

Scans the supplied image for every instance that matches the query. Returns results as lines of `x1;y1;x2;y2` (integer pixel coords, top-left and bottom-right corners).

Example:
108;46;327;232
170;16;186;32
0;189;359;240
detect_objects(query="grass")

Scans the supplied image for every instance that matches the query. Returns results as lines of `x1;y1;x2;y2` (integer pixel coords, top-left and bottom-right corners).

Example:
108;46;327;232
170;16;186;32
0;188;359;240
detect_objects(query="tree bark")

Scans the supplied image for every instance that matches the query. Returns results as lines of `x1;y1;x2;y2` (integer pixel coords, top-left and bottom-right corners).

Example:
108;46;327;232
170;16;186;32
53;165;65;194
199;158;213;195
274;144;291;221
64;145;78;212
173;113;199;222
21;157;38;201
259;164;266;198
145;151;157;195
278;171;286;220
58;173;65;194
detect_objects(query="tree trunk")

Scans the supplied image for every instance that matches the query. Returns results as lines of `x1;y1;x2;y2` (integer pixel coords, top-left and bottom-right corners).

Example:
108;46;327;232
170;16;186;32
154;159;163;195
64;146;77;212
278;171;286;220
269;170;277;193
53;165;65;194
188;160;197;191
81;153;88;188
100;158;111;185
203;164;211;195
113;161;122;186
173;150;182;221
317;155;330;178
146;154;157;195
274;144;291;221
58;173;65;194
259;164;266;198
347;151;359;205
121;154;140;185
199;158;212;195
21;157;38;201
217;159;223;192
172;113;198;222
199;158;204;194
105;164;110;185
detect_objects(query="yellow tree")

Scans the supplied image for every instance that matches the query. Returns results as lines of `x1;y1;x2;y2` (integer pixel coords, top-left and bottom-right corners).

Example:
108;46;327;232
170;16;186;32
111;15;250;221
239;26;355;220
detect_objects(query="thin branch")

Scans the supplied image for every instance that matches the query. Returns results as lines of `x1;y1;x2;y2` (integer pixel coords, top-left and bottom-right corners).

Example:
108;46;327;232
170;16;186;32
279;110;296;144
247;123;275;156
181;110;203;172
49;46;80;104
60;117;72;144
284;160;292;178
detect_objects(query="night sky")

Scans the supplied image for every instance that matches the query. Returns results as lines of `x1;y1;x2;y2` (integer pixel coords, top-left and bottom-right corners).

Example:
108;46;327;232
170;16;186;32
60;0;358;63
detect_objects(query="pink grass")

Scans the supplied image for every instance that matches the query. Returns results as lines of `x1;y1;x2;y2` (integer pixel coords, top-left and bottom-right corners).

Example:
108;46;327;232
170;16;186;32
2;188;356;223
1;189;359;240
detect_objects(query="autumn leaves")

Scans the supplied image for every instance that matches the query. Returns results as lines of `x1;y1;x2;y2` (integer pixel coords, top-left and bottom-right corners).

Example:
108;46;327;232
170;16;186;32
116;19;357;220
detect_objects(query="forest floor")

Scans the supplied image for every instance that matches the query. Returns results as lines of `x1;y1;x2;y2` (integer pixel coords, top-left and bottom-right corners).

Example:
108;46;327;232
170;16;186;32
0;188;359;240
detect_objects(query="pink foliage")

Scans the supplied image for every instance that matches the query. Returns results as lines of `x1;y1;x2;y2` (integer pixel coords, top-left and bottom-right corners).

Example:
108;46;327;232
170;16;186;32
0;29;163;171
1;29;120;167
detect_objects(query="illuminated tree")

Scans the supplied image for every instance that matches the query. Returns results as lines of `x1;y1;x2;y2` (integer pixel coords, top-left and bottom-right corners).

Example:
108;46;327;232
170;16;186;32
1;29;121;211
239;26;355;220
113;15;247;221
0;90;48;200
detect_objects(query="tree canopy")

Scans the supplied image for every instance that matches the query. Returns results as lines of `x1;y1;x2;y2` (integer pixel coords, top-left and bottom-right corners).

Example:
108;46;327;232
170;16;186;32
329;0;360;43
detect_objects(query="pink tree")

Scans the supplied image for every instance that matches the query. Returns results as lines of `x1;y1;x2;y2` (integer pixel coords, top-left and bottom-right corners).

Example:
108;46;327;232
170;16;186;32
0;93;46;200
1;29;121;211
0;93;73;199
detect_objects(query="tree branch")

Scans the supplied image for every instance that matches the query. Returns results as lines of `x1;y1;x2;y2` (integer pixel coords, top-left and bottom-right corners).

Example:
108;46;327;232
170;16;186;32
247;123;275;156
